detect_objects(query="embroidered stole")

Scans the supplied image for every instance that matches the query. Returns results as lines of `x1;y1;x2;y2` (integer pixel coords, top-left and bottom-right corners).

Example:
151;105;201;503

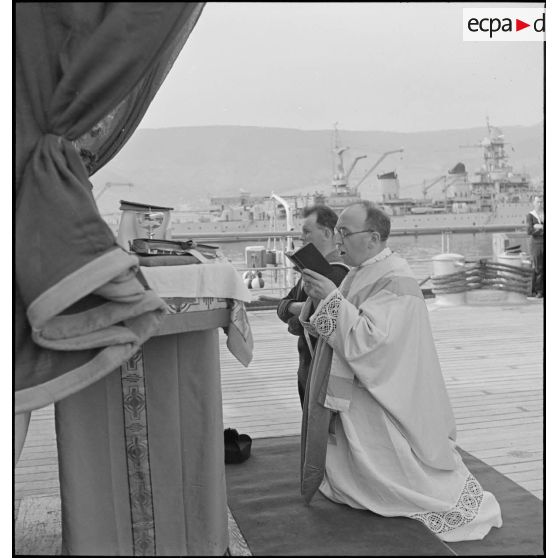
300;268;358;503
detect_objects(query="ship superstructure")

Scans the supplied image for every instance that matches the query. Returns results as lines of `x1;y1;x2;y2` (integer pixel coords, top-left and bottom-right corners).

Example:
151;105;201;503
159;120;542;237
468;120;532;205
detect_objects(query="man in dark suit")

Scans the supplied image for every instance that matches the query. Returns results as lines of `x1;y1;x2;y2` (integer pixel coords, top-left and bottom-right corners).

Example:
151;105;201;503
526;196;544;298
277;205;349;407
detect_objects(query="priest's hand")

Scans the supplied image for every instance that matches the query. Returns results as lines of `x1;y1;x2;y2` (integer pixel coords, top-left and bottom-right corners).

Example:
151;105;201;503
302;269;336;300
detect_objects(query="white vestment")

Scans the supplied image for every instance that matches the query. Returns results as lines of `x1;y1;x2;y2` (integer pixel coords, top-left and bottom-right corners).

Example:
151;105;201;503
299;250;502;542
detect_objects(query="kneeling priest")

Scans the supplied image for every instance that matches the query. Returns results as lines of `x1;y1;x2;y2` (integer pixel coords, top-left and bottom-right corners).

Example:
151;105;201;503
299;201;502;543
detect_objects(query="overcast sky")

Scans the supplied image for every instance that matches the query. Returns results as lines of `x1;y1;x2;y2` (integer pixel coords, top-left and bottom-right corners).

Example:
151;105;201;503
139;2;545;133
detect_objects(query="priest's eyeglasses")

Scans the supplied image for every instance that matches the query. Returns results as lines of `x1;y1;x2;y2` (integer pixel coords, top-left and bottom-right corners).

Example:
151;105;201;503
335;227;376;241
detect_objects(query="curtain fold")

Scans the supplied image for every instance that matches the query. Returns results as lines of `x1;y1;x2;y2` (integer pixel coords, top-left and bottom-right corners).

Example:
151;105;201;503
15;2;205;413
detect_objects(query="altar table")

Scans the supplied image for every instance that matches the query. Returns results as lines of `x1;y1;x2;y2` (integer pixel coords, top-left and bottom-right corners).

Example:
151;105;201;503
55;263;253;555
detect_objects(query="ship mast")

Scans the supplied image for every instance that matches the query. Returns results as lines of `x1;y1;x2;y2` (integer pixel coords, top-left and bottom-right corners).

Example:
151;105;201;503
459;118;531;203
331;123;350;193
483;116;509;175
331;123;367;196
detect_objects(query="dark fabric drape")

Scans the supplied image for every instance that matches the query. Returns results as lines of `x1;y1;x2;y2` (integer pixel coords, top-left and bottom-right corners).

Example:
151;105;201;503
15;3;205;413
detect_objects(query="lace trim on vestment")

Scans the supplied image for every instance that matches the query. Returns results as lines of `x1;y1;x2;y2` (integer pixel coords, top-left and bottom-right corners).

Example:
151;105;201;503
411;474;484;535
314;292;343;341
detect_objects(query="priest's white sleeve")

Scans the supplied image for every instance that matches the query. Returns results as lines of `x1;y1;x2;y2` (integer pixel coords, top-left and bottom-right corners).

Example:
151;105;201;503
308;289;392;353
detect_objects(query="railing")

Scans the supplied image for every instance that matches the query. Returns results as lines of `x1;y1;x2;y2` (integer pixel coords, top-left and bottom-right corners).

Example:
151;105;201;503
232;255;486;299
172;224;527;243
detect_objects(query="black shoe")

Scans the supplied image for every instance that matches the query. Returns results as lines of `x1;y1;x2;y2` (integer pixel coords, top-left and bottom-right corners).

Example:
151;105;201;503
224;428;252;464
535;292;544;298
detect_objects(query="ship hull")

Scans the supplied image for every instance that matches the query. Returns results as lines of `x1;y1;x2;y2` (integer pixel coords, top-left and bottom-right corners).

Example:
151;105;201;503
171;201;531;239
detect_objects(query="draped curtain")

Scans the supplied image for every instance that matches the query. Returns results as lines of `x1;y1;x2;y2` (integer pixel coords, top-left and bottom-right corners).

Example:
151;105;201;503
15;3;205;414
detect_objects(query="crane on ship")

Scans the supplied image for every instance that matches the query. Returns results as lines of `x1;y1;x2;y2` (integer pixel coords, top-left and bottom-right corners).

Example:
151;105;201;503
353;148;405;193
422;173;462;207
330;123;404;196
345;154;368;184
422;175;446;199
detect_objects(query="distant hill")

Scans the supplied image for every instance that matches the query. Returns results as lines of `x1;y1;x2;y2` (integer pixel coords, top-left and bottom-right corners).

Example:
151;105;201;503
91;123;544;214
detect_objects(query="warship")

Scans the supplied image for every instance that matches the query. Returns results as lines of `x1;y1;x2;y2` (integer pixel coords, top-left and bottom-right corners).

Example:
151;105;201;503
166;120;541;238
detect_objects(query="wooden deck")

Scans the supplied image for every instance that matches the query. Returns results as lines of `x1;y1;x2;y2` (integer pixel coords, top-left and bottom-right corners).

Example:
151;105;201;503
14;299;543;554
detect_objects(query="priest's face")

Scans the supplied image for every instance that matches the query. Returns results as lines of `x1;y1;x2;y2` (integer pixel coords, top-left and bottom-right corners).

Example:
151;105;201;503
335;205;383;266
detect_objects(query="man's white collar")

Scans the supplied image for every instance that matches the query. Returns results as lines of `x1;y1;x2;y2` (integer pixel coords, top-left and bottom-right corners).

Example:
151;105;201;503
530;210;544;222
360;247;392;267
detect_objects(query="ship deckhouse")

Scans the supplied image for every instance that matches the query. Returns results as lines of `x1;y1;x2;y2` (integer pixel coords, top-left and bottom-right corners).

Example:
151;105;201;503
468;120;531;202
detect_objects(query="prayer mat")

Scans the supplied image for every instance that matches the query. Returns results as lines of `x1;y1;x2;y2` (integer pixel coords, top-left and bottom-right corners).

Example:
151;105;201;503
225;436;543;556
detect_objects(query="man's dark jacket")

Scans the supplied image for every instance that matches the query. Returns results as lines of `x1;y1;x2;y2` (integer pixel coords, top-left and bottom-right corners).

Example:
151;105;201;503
526;211;544;296
277;250;349;406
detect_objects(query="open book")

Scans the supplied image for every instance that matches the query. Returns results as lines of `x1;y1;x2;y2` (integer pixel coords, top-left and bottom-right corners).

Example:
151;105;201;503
286;243;335;278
